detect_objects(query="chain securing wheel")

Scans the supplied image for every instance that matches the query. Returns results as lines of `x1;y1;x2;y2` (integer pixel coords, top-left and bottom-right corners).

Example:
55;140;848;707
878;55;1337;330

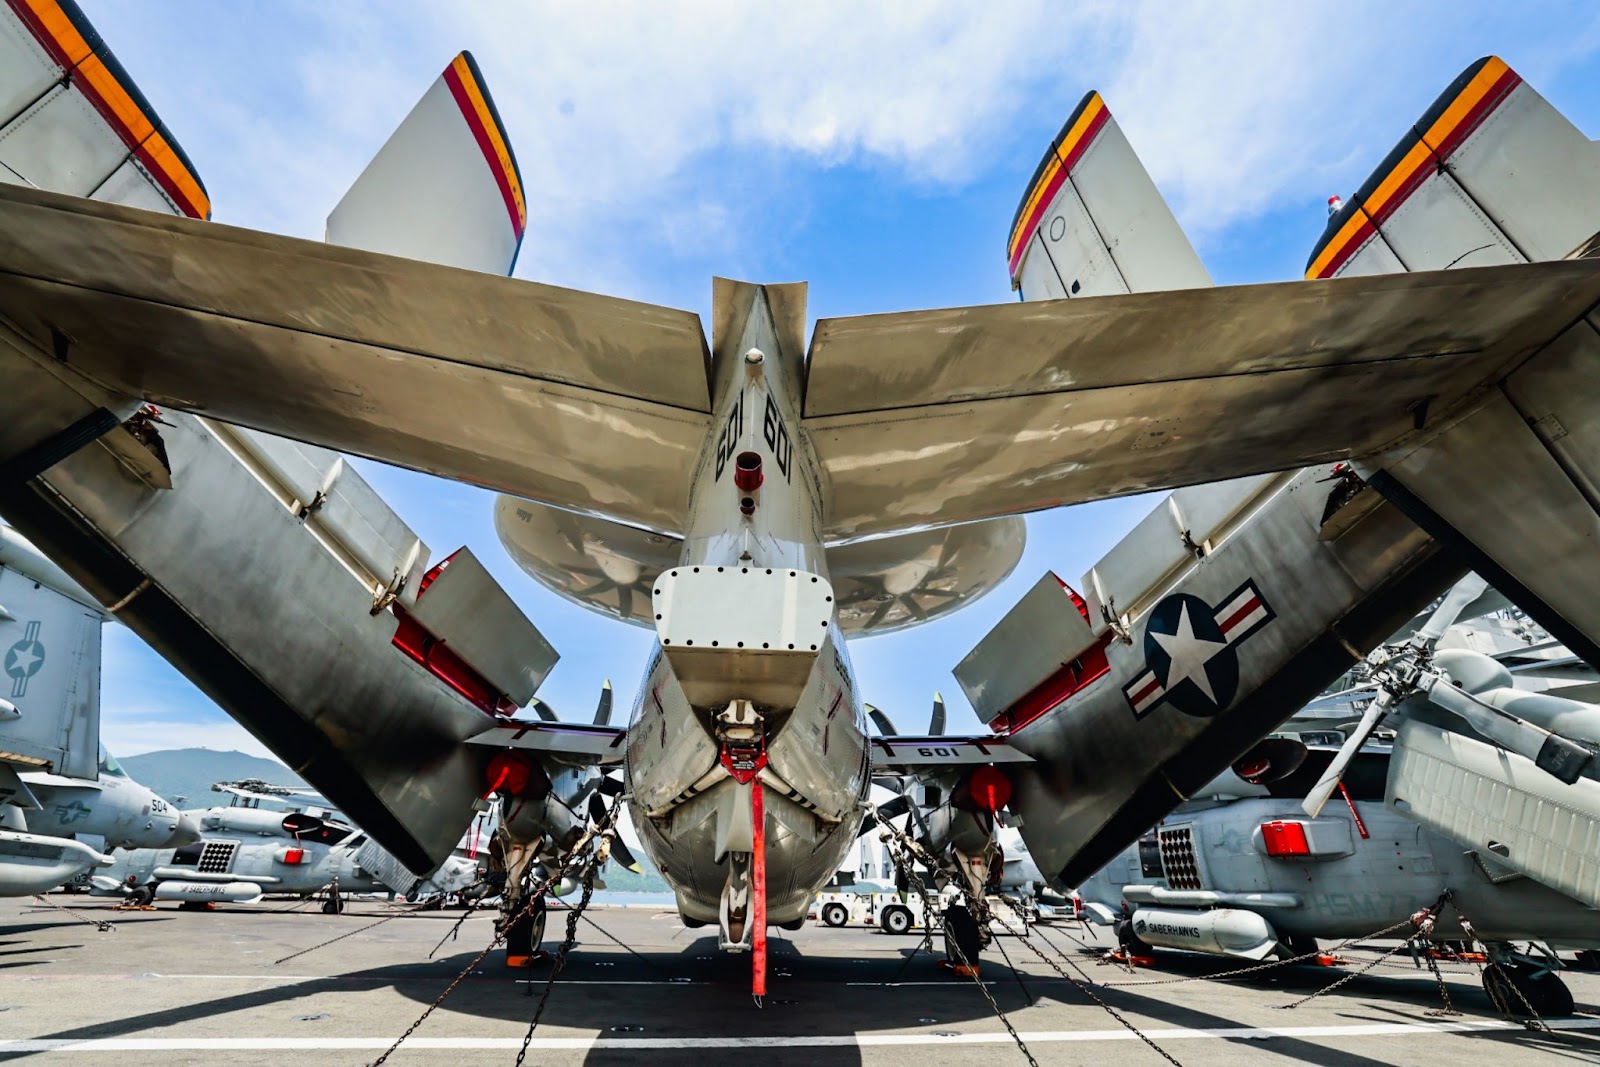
367;795;622;1067
513;792;621;1064
869;801;1039;1067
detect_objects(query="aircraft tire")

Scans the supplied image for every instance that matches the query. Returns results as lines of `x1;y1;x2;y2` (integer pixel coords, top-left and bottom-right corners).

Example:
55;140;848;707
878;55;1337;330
1283;934;1319;959
504;896;548;963
821;902;849;928
944;904;982;969
1483;964;1575;1017
880;904;913;935
129;884;156;907
1117;917;1153;957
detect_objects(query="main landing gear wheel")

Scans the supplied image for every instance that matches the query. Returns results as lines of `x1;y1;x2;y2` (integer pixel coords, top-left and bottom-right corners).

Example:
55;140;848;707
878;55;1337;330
880;904;913;935
821;902;849;928
1483;963;1574;1017
943;904;982;976
321;883;344;915
505;897;548;968
1117;917;1153;957
128;884;155;908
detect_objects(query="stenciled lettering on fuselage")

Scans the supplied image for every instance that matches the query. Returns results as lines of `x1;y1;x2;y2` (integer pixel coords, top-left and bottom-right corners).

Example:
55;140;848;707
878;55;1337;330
714;388;745;481
1122;580;1276;719
762;394;793;482
1134;917;1202;939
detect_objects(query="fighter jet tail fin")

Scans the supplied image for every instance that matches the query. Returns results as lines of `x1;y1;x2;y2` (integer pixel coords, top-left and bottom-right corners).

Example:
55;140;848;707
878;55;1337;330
1007;91;1211;299
327;50;526;276
0;528;106;781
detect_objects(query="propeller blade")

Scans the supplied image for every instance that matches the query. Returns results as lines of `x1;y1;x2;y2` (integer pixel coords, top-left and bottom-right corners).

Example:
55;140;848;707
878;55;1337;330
867;704;900;737
587;792;608;824
928;692;946;736
1303;690;1394;817
609;833;644;874
876;794;913;824
597;773;625;796
529;697;559;722
594;679;614;726
1413;574;1490;648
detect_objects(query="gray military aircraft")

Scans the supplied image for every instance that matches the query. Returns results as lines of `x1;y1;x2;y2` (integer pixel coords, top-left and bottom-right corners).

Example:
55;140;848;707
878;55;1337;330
6;0;1600;1003
0;525;198;895
1077;577;1600;1016
94;779;484;909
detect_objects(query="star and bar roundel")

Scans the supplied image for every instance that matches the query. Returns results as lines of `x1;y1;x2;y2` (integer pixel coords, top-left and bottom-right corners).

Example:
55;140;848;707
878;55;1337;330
1122;580;1275;719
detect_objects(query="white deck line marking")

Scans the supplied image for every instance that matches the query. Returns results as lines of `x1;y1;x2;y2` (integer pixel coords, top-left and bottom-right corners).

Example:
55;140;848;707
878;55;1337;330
2;1019;1597;1051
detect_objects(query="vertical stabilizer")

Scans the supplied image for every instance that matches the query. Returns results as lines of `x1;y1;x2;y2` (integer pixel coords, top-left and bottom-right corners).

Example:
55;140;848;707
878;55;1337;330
327;50;526;275
0;527;105;779
1007;91;1211;299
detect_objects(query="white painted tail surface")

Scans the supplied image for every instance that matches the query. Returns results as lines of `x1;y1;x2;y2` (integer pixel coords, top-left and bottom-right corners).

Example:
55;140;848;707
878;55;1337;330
1008;91;1211;300
327;51;526;275
0;528;106;781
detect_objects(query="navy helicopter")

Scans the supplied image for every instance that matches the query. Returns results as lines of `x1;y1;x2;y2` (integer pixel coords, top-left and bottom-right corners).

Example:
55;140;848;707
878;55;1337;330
1079;576;1600;1016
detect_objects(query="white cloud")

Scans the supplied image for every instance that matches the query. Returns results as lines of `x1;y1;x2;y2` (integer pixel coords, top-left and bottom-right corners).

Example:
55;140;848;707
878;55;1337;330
98;1;1600;298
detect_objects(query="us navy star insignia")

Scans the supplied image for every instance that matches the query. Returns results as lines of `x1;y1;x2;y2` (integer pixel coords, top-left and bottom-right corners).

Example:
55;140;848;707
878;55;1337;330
1123;580;1276;719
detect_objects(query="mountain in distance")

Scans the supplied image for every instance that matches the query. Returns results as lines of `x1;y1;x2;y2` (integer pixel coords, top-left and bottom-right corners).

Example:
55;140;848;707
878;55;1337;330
120;747;673;891
119;747;308;810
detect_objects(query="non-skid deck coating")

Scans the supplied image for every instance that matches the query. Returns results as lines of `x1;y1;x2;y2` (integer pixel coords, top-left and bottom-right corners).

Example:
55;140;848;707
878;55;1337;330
0;896;1596;1065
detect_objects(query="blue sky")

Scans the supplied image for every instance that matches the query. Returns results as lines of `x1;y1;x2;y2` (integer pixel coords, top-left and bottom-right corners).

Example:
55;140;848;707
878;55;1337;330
84;1;1600;757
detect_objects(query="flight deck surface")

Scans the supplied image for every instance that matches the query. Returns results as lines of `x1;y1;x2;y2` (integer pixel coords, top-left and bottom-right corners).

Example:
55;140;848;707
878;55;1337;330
0;897;1596;1065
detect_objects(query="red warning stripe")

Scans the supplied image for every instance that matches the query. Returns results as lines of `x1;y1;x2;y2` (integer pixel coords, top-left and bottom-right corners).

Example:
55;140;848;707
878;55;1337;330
1308;58;1520;279
1007;93;1111;279
7;0;210;219
442;52;526;241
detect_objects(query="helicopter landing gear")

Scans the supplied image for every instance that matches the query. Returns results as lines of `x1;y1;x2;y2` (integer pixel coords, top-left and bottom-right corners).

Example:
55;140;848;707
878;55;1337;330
1483;958;1574;1017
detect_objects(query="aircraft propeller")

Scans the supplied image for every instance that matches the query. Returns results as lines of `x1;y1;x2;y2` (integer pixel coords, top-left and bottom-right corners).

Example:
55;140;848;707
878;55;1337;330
586;791;643;873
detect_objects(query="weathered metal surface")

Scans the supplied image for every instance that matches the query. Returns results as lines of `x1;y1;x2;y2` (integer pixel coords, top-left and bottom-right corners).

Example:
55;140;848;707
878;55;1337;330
0;183;711;536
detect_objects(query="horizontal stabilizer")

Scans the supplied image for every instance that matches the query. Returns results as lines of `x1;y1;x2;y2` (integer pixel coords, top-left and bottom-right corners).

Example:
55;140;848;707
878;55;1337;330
1007;91;1210;298
328;51;526;276
0;182;711;536
868;735;1031;772
467;718;627;765
805;257;1600;539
